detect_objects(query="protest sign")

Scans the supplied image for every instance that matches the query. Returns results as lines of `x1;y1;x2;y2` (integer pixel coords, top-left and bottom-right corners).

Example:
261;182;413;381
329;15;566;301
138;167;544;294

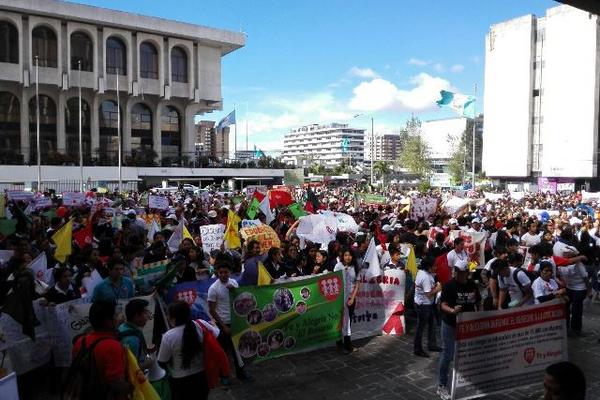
483;192;504;201
230;271;344;362
352;269;406;339
199;224;225;253
442;197;471;216
239;224;281;254
452;300;568;399
132;259;169;287
148;195;169;210
241;219;261;228
167;278;218;321
409;197;438;221
581;191;600;203
355;193;386;205
34;196;52;210
62;192;85;206
6;191;34;202
448;230;487;267
296;214;338;245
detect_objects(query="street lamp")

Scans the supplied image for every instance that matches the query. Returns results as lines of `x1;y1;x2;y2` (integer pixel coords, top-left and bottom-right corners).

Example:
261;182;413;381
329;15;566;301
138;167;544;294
353;113;374;186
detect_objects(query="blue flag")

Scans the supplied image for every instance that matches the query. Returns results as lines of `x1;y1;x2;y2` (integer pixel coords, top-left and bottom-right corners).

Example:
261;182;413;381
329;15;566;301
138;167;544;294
436;90;476;119
216;110;236;131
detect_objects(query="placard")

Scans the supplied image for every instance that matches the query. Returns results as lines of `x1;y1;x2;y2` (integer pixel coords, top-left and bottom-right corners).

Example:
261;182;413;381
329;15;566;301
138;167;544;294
148;195;169;210
62;192;85;206
199;224;225;254
239;224;281;254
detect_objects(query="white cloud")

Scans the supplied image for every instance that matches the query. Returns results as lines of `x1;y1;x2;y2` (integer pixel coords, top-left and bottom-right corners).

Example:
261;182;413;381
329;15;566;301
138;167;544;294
348;66;380;79
450;64;465;73
348;73;452;112
408;58;429;67
433;63;444;72
470;55;481;64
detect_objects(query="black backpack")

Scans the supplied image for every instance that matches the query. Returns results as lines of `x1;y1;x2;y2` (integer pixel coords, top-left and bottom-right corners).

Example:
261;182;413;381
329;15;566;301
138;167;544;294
61;335;112;400
512;267;537;294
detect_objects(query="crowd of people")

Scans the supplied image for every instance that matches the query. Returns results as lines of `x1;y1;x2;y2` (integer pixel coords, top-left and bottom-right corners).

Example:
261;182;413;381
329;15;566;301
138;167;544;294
0;183;594;400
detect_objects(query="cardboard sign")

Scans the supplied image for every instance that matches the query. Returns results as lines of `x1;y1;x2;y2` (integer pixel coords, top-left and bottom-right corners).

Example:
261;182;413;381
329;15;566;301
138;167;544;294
239;224;281;254
199;224;225;254
62;192;85;206
148;195;169;210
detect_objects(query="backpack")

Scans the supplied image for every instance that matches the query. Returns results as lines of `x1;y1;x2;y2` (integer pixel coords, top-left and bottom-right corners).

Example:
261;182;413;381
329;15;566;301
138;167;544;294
512;267;537;294
61;336;111;400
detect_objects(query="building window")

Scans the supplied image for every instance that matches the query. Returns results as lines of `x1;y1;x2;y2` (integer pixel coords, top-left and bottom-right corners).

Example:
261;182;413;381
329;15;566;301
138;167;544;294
130;103;153;161
171;46;187;83
32;26;57;68
99;100;120;164
70;31;93;71
161;105;181;161
140;42;158;79
0;21;18;64
0;92;21;162
106;36;126;75
65;98;91;161
29;94;57;163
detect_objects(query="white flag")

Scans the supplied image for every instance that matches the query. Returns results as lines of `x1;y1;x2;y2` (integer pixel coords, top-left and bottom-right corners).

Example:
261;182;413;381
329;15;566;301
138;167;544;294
363;237;382;279
259;196;274;224
167;219;184;252
147;220;161;243
28;252;53;285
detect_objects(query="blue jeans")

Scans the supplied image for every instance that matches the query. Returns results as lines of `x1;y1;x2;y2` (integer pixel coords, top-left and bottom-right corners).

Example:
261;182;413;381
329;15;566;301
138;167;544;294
438;321;456;388
414;303;437;352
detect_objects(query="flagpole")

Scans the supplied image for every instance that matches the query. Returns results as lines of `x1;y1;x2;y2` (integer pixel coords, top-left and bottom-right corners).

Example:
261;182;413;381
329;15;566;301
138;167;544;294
116;68;122;190
471;84;477;189
35;56;41;191
233;103;237;161
78;61;84;192
245;102;249;151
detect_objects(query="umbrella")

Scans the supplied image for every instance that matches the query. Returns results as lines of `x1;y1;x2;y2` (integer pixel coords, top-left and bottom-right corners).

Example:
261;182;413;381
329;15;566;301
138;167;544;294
319;210;359;233
296;214;338;244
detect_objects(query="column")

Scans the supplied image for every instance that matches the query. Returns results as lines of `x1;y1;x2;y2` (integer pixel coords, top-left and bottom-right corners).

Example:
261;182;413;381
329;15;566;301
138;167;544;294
91;94;100;159
122;97;132;155
153;101;162;161
57;90;66;154
20;88;30;163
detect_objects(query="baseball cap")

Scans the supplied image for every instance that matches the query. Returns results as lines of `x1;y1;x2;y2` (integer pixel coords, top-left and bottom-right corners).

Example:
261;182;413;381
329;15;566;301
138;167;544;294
454;260;469;271
449;218;458;225
207;210;218;218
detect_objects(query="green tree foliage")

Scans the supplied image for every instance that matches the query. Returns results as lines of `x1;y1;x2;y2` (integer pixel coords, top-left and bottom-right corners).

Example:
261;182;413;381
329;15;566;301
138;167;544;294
397;116;431;178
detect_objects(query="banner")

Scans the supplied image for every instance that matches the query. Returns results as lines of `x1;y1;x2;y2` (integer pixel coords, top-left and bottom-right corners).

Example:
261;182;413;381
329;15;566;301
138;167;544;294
199;224;225;254
355;193;387;205
230;271;344;362
239;224;281;255
6;191;34;202
409;197;438;221
483;192;504;201
148;195;169;210
167;278;219;321
352;269;406;339
62;192;85;206
34;197;53;210
452;301;568;399
132;259;169;287
448;230;486;267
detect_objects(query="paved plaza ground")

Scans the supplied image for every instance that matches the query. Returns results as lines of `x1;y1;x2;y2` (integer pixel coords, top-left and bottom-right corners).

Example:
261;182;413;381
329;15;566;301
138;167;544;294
211;303;600;400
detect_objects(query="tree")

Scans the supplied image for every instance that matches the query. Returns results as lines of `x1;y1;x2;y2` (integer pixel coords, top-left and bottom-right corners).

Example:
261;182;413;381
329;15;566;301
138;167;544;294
447;117;483;185
373;161;392;183
309;164;326;175
332;159;352;176
398;135;432;178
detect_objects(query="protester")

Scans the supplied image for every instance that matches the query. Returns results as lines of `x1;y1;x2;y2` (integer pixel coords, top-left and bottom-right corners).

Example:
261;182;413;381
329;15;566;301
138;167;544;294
495;258;534;309
532;261;567;304
544;361;586;400
92;258;135;302
118;298;153;369
334;247;361;353
413;256;441;357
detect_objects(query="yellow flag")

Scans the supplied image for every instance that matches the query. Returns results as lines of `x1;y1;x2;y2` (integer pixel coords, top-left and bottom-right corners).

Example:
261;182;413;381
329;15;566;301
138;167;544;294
224;210;241;249
183;225;193;240
124;348;161;400
406;244;417;279
52;219;73;263
0;195;5;218
258;261;273;286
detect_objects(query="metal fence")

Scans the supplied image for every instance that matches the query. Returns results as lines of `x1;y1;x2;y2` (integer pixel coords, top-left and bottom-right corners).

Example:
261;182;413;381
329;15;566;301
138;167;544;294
0;180;138;192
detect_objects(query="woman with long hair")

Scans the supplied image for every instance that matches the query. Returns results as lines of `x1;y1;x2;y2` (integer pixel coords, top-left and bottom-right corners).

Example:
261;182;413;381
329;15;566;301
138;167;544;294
333;247;361;353
158;301;208;400
312;250;330;274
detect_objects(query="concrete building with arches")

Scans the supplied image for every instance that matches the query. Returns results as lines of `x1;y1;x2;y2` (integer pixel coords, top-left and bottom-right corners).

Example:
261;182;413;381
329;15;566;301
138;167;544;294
0;0;245;184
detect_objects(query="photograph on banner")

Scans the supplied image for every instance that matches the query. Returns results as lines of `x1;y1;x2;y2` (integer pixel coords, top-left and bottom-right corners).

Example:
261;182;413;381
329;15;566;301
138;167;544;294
148;195;169;210
352;269;406;339
167;278;220;321
239;224;281;254
452;300;568;400
199;224;225;253
409;197;438;221
448;230;486;267
230;271;344;362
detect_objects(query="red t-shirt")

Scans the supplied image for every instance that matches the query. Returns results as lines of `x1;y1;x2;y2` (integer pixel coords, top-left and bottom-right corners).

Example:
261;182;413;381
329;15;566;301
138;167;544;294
72;331;126;384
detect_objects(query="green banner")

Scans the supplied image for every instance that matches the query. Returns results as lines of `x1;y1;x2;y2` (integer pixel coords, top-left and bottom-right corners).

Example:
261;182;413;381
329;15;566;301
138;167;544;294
231;271;344;362
132;259;169;287
355;193;386;205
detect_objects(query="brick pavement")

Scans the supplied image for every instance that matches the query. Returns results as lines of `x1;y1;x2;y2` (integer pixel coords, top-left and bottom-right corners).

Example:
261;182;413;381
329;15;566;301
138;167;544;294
210;303;600;400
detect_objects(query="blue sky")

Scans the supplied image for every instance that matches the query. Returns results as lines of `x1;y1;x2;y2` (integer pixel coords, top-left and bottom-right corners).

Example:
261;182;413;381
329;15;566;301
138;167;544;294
72;0;557;154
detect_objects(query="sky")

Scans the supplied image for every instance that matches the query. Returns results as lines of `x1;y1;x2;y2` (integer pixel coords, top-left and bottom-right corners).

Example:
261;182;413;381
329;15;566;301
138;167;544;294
71;0;558;154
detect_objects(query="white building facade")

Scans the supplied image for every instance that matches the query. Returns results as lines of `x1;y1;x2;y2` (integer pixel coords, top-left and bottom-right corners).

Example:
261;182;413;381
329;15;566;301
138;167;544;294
0;0;244;174
282;123;365;167
422;117;468;171
483;5;600;182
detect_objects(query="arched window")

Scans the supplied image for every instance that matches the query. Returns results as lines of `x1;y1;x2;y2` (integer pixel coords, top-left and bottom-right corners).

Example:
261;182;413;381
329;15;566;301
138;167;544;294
171;46;187;83
65;98;91;162
29;95;57;163
140;42;158;79
106;36;126;75
32;26;57;68
161;105;181;162
131;103;154;165
70;31;93;71
0;21;18;64
99;100;121;164
0;92;21;163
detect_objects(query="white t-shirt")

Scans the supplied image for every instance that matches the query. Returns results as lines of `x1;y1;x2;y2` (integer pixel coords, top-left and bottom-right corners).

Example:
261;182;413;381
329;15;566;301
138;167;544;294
483;257;497;272
414;270;435;305
334;262;357;301
532;277;559;304
558;263;588;291
447;249;468;269
521;232;542;247
498;267;533;305
207;278;238;324
158;324;204;378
